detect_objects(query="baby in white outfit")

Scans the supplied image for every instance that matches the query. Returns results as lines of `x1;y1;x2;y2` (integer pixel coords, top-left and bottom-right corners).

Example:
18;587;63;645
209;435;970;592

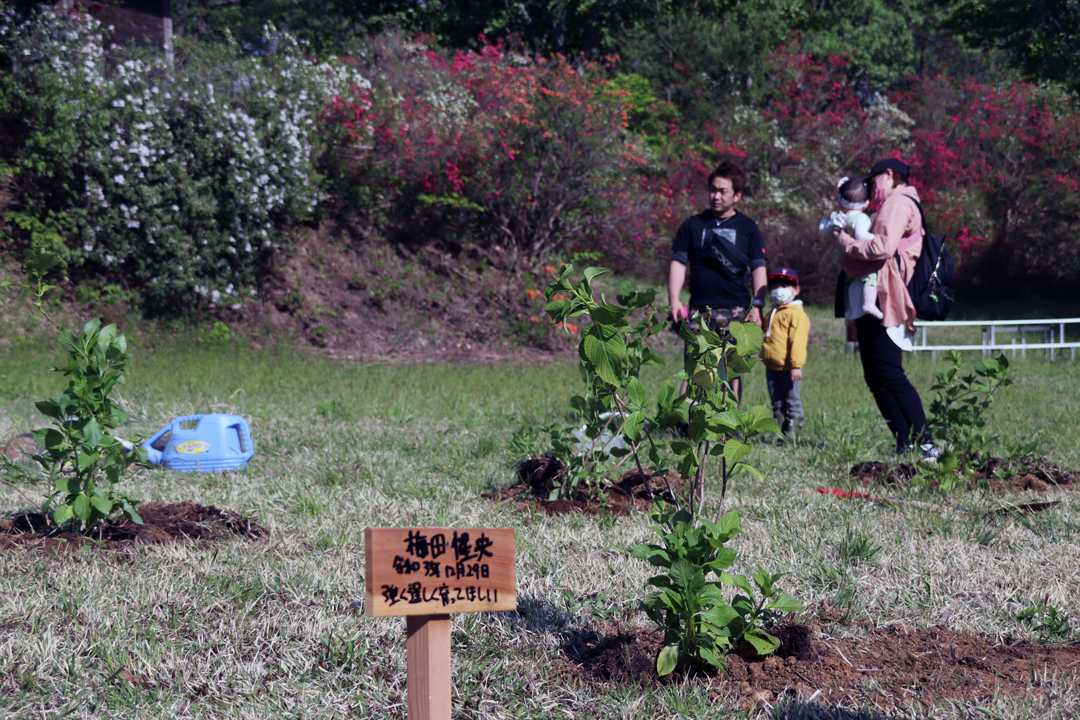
820;176;882;320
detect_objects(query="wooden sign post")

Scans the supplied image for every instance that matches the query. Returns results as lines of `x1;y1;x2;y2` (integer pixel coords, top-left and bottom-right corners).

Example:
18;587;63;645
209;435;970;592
365;527;516;720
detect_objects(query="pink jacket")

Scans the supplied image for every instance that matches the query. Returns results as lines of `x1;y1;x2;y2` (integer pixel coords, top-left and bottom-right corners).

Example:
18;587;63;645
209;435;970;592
837;186;923;331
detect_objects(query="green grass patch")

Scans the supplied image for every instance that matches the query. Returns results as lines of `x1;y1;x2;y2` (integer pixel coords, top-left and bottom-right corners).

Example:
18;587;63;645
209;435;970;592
1;311;1079;718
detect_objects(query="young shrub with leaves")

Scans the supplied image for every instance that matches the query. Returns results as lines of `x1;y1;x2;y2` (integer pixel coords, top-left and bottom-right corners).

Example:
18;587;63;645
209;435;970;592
631;507;802;675
1016;601;1074;644
926;349;1012;478
544;265;802;677
2;249;148;536
539;265;668;500
36;317;149;535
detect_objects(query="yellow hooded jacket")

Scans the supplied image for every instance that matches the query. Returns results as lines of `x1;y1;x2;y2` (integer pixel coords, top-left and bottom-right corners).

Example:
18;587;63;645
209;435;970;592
760;300;810;371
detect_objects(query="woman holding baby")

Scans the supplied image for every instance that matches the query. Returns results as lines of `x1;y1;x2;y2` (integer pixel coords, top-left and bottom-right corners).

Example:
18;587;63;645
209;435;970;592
833;158;938;459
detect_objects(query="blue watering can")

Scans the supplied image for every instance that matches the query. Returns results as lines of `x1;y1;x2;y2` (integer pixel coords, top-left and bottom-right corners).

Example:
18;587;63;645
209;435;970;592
142;414;255;472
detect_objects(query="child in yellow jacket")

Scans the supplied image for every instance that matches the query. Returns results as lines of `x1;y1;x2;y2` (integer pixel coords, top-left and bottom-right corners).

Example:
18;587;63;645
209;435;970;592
760;267;810;439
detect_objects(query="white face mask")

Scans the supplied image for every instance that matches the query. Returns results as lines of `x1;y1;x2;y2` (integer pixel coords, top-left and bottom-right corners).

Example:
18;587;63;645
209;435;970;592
770;287;795;305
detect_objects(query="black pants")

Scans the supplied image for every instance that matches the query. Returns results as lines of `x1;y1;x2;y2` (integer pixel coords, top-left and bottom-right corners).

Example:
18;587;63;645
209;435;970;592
855;315;930;451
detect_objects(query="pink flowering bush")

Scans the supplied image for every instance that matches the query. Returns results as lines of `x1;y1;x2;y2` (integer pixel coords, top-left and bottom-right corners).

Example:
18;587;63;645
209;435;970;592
895;75;1080;291
607;42;908;295
323;35;649;264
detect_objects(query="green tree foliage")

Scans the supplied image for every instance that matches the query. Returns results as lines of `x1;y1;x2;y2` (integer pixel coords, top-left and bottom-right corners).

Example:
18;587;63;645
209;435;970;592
616;0;961;114
943;0;1080;92
176;0;941;80
615;11;765;135
5;0;989;88
778;0;924;80
168;0;996;92
174;0;415;56
419;0;654;57
607;73;677;123
175;0;651;57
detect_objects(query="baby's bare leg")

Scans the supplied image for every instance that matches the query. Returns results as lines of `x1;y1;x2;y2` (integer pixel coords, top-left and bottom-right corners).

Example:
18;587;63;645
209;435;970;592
862;281;883;319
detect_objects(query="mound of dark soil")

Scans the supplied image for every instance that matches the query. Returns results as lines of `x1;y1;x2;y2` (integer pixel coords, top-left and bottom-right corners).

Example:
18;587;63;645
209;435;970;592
485;455;686;515
0;501;266;552
850;456;1079;493
516;454;566;497
560;619;1080;711
850;461;918;485
563;624;662;684
976;456;1079;492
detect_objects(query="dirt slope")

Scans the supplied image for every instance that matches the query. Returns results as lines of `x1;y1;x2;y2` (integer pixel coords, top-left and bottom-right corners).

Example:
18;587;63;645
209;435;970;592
0;215;580;361
251;219;574;361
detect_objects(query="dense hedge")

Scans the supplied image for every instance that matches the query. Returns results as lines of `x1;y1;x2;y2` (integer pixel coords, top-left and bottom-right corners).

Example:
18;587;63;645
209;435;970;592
2;3;1078;313
0;6;363;311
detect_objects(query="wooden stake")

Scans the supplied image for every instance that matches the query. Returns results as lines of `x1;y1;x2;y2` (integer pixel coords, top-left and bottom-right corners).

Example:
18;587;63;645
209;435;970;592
365;527;515;719
406;614;451;720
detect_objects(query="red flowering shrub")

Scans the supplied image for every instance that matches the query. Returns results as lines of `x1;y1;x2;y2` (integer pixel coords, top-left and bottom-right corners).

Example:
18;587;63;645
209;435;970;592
732;43;894;299
587;42;919;299
611;42;900;299
895;76;1080;291
322;35;651;264
625;41;1080;300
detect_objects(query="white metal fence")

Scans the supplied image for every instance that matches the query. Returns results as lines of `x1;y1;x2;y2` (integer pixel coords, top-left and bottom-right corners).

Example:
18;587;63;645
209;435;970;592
843;318;1080;360
912;318;1080;360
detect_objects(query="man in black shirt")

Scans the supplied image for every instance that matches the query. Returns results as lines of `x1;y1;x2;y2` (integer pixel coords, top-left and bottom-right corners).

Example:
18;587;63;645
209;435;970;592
668;161;768;397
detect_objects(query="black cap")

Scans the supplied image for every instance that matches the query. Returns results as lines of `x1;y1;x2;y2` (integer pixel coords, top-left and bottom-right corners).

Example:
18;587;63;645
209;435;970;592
866;158;909;181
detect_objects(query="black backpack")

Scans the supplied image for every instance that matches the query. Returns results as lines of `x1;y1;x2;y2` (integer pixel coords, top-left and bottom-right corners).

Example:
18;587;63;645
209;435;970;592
897;197;955;322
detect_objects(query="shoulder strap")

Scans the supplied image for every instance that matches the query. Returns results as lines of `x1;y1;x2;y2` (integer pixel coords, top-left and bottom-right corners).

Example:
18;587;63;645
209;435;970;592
903;195;931;234
893;194;927;261
702;224;752;279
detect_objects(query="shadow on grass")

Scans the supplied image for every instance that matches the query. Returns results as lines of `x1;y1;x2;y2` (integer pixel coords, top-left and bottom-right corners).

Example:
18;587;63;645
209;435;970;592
772;698;896;720
493;592;659;683
495;592;578;636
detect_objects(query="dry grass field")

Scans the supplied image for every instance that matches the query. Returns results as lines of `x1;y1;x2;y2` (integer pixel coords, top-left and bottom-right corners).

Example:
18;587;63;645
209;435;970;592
1;306;1079;719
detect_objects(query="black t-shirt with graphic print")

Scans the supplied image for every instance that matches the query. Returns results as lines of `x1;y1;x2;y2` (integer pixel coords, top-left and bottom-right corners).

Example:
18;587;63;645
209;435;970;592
671;210;768;309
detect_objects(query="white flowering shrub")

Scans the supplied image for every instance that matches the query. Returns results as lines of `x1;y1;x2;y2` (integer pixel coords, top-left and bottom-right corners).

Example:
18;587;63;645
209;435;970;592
0;4;369;311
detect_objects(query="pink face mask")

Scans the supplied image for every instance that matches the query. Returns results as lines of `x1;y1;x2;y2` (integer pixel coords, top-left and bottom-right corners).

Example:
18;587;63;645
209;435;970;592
871;175;888;204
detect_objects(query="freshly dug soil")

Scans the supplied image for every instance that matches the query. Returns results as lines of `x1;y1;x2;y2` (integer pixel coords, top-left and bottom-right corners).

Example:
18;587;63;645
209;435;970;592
976;456;1079;492
485;455;686;515
561;619;1080;711
850;461;918;486
0;501;266;552
850;456;1079;493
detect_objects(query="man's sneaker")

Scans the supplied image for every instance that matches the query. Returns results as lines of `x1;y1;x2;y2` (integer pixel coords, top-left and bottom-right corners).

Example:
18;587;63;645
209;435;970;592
919;443;940;462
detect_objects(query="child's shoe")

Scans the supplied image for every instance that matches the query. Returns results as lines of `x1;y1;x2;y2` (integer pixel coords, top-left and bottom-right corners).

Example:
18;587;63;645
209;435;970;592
769;414;787;443
784;416;804;445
